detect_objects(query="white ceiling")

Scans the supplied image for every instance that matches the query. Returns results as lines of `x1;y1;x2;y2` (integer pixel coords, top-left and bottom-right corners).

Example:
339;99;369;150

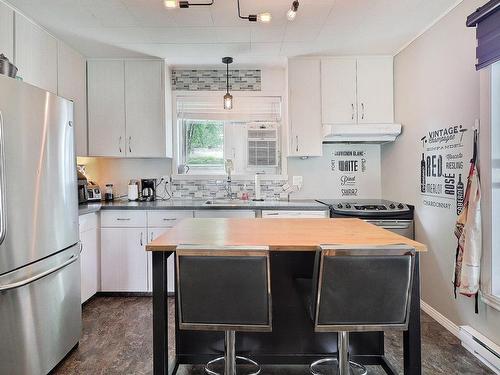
6;0;461;66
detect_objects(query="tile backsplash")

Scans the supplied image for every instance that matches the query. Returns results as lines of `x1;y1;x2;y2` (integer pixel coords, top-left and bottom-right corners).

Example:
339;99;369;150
171;69;261;91
170;178;287;200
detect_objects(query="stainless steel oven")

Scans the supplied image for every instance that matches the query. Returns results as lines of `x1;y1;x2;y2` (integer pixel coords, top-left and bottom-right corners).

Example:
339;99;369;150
316;199;415;240
364;219;414;240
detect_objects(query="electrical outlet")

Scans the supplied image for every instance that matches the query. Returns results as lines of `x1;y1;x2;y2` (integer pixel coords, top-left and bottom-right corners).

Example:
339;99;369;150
292;176;303;187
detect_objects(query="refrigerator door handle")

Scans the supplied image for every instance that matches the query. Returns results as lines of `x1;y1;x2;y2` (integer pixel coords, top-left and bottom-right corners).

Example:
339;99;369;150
0;252;79;292
0;111;6;245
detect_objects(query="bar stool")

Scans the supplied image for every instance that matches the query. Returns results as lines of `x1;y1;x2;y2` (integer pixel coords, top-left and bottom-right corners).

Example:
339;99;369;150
176;245;272;375
310;245;416;375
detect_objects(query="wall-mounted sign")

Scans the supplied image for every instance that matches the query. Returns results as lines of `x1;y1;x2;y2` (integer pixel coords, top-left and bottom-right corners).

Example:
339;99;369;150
330;146;373;198
419;125;468;214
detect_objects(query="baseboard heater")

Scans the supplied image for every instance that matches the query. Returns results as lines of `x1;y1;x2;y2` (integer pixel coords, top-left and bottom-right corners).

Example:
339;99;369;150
459;325;500;374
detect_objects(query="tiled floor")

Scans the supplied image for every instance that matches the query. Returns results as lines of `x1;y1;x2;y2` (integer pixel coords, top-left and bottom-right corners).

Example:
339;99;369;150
52;296;493;375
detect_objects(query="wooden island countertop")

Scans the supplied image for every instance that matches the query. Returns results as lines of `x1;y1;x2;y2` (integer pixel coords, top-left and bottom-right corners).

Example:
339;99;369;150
146;218;427;252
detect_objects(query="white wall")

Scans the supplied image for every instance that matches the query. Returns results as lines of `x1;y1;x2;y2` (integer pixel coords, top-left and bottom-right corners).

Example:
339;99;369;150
381;0;500;344
287;144;382;199
78;157;172;198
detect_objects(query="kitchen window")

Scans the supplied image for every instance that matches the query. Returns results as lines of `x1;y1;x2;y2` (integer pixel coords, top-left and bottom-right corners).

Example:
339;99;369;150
176;96;282;175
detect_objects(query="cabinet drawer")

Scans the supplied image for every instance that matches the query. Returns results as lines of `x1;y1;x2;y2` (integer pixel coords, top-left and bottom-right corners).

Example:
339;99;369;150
101;210;147;227
262;210;329;218
79;212;98;233
147;210;193;228
194;210;255;218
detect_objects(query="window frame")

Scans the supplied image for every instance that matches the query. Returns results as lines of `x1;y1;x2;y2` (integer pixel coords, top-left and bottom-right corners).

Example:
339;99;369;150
172;91;288;179
479;63;500;311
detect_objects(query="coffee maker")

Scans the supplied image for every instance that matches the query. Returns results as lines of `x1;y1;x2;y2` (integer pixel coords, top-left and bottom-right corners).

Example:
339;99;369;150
141;179;157;201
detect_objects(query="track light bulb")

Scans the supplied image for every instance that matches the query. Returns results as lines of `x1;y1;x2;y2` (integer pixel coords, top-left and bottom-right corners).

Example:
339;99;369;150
257;12;272;23
287;1;299;21
164;0;178;8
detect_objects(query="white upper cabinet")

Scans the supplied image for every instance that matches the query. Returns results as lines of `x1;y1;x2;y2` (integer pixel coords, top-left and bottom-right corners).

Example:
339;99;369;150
356;57;394;124
88;59;171;158
320;56;393;125
0;3;13;59
288;58;323;157
88;60;126;157
58;42;87;157
125;60;166;158
321;58;357;125
14;13;57;94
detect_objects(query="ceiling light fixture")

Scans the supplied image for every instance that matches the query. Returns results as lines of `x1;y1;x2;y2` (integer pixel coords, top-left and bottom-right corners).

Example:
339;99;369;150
222;57;233;110
164;0;214;9
237;0;271;23
286;1;299;21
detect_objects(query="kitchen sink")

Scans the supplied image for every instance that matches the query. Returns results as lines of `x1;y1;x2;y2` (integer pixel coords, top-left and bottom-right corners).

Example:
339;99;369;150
204;199;251;206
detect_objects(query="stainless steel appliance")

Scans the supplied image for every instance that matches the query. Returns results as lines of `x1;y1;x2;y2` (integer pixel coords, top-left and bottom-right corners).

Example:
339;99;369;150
0;75;81;375
87;181;102;202
78;170;89;204
316;199;415;239
141;178;157;201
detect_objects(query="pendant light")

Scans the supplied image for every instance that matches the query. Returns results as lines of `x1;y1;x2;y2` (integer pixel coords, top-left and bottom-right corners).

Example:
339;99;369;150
223;57;233;110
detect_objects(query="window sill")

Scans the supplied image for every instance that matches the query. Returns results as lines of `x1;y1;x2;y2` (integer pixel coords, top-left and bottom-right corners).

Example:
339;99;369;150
481;292;500;312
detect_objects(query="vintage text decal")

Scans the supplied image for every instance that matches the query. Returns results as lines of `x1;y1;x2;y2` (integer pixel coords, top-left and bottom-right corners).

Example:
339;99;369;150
420;125;468;214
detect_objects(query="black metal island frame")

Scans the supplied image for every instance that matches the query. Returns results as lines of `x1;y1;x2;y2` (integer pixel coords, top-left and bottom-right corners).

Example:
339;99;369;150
146;218;427;375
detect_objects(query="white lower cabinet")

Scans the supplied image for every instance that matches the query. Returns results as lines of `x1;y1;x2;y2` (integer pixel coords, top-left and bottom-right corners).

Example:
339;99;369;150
146;210;194;293
101;226;148;292
147;228;175;293
194;210;255;218
79;213;99;303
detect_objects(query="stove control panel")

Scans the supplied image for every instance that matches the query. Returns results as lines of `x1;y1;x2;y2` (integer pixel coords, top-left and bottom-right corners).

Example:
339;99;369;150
333;202;410;213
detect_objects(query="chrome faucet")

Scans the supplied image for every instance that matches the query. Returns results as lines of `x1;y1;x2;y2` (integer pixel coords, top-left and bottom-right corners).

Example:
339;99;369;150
224;159;236;199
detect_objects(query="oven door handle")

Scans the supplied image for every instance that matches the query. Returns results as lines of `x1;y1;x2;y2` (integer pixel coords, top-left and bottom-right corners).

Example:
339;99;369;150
365;220;412;230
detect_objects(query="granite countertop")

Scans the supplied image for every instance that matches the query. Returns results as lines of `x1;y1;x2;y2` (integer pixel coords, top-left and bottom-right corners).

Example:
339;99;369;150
79;199;328;215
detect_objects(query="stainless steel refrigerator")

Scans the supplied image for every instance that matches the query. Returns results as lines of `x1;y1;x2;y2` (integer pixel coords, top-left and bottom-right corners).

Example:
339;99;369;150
0;75;81;374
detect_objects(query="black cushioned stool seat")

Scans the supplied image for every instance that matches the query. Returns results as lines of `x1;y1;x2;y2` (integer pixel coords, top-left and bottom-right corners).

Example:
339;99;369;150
176;245;272;375
309;245;416;375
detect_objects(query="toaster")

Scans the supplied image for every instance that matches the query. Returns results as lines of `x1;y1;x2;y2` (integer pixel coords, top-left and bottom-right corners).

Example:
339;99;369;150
86;182;102;202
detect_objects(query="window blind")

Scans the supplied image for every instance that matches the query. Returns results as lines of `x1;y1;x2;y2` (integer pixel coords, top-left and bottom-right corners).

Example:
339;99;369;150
177;96;282;122
467;0;500;70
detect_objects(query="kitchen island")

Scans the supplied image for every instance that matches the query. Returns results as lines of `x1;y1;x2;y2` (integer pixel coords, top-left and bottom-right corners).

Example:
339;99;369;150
146;218;427;375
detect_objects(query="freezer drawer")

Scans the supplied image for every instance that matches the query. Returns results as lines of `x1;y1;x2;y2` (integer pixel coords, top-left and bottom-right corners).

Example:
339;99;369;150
0;244;81;375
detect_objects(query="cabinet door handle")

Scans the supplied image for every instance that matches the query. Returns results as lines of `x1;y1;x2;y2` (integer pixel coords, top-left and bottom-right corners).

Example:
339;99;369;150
150;232;154;242
361;103;365;120
295;135;299;152
351;103;355;120
116;218;131;221
162;218;176;221
140;232;143;246
128;136;132;153
119;136;122;153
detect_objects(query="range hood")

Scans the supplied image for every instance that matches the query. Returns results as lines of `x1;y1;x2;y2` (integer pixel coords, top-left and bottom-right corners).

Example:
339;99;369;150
322;124;402;143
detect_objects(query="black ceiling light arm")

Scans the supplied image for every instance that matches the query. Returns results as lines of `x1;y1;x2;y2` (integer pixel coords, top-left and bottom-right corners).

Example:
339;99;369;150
179;0;214;8
237;0;257;22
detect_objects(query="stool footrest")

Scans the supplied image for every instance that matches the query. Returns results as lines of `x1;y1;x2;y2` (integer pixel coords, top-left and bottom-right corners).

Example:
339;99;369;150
310;357;367;375
205;355;261;375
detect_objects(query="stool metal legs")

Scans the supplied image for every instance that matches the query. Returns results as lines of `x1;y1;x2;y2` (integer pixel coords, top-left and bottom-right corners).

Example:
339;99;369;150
310;331;367;375
225;331;236;375
205;331;261;375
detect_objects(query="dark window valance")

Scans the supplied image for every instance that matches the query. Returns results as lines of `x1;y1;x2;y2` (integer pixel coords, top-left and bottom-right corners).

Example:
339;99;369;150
467;0;500;70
